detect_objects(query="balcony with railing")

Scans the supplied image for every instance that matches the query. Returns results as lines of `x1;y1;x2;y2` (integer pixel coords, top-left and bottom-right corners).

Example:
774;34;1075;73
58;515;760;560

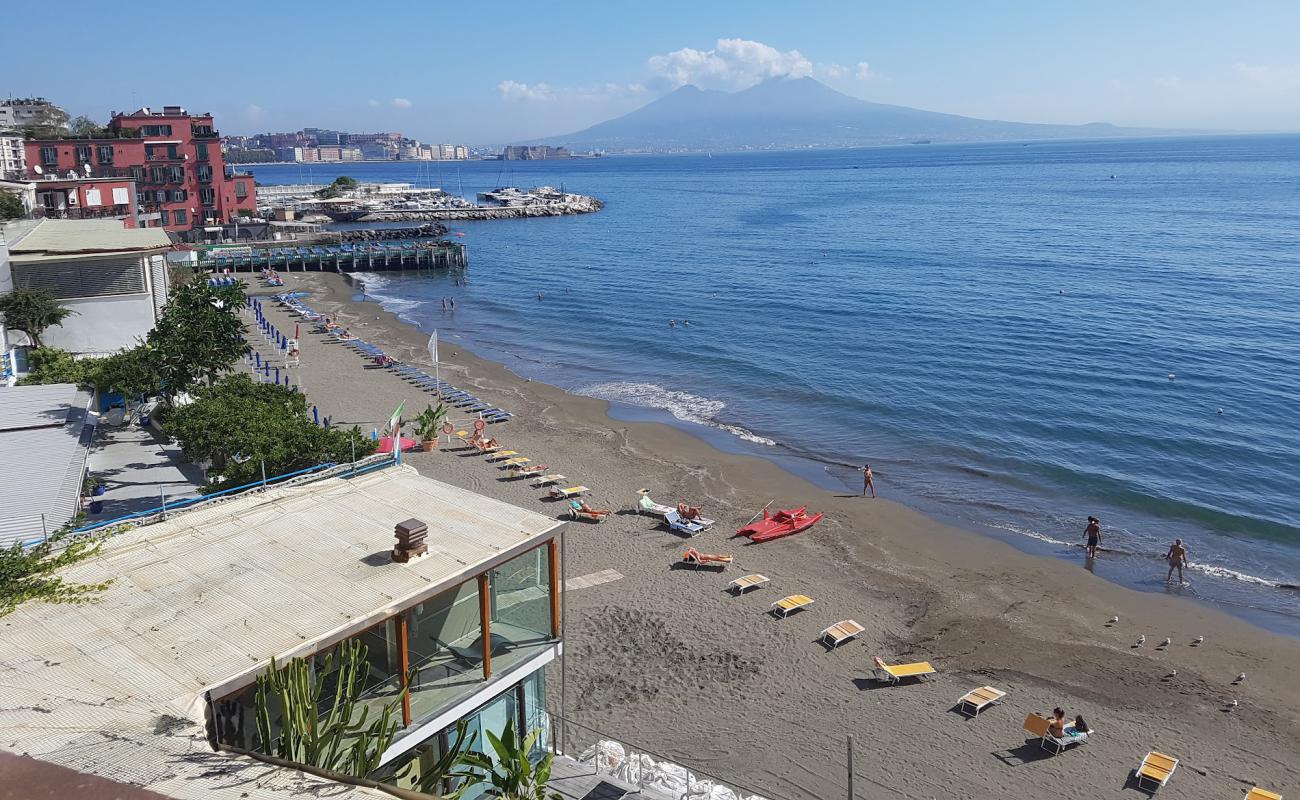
34;204;133;221
191;127;220;139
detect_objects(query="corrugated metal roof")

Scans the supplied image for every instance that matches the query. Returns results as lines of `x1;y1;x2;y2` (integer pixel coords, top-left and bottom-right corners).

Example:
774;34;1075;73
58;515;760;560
0;465;562;799
8;219;171;263
0;384;93;546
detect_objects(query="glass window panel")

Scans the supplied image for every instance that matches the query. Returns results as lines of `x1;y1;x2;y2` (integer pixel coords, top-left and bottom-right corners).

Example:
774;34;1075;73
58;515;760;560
487;544;555;675
406;580;485;723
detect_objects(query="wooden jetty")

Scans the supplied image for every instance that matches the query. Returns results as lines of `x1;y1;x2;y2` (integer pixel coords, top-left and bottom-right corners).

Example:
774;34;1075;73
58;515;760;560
201;241;467;273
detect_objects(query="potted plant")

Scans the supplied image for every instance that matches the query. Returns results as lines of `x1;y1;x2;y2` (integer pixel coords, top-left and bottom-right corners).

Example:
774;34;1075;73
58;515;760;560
83;475;107;514
412;403;449;452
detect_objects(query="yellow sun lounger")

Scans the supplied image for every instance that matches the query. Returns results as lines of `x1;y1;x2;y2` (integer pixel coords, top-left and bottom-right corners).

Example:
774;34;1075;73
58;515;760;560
1136;751;1178;791
821;620;864;648
486;450;518;461
956;685;1006;716
771;594;814;617
871;657;936;684
728;574;769;594
501;457;531;467
1246;788;1282;800
550;485;589;499
531;474;565;487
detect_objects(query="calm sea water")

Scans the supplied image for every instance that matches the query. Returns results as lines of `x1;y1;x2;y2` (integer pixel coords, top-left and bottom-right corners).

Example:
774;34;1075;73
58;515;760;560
252;135;1300;635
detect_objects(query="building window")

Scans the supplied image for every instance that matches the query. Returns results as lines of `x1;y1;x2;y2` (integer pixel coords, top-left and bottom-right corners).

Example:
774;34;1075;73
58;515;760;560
150;166;166;184
167;143;179;159
168;166;185;184
197;164;212;182
141;124;173;137
235;181;248;199
170;190;187;202
159;209;170;225
40;146;58;165
173;209;187;225
75;145;92;165
196;142;209;161
97;145;114;165
129;165;145;183
200;187;215;205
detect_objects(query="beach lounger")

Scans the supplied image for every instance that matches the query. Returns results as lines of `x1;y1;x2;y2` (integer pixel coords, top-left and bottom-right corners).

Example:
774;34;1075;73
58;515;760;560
1135;751;1178;791
510;464;549;477
682;548;732;569
531;474;566;487
549;485;589;499
637;494;676;517
1023;713;1092;755
956;686;1006;716
821;620;865;648
500;457;530;468
771;594;814;617
568;500;607;523
486;450;518;462
664;509;705;537
729;574;770;594
872;656;937;685
1245;788;1282;800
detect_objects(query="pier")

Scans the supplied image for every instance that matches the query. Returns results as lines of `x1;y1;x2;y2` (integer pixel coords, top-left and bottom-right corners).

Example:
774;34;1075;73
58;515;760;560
201;240;467;273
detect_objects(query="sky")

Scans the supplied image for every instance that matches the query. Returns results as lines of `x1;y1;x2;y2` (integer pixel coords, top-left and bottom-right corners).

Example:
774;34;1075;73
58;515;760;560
3;0;1300;144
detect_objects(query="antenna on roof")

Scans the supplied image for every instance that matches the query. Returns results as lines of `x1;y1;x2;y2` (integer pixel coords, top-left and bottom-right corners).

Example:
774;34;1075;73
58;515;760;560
33;164;43;175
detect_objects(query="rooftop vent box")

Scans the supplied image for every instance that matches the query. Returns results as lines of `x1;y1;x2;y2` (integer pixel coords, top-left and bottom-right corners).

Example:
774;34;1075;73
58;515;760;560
392;518;428;563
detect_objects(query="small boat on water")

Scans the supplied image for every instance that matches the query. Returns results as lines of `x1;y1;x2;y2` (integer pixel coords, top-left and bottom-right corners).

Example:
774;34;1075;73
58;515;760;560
738;506;824;543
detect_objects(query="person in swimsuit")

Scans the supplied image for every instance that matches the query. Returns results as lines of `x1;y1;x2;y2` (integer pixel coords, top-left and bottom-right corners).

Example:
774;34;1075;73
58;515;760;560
677;502;703;521
1084;516;1101;558
862;464;876;498
1166;538;1188;584
1047;707;1067;738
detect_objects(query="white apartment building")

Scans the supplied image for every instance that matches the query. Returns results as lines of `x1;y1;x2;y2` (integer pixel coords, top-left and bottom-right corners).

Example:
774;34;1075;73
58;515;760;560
0;132;25;179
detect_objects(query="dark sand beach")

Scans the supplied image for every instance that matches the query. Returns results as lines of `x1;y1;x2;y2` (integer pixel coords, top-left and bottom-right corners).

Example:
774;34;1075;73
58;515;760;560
252;272;1300;800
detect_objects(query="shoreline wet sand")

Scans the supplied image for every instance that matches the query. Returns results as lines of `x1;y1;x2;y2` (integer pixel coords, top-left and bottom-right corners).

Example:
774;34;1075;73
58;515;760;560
256;271;1299;800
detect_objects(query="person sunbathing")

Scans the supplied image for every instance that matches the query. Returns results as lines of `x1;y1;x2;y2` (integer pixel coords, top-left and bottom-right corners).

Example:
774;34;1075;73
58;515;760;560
677;502;704;521
1047;707;1068;739
576;500;610;517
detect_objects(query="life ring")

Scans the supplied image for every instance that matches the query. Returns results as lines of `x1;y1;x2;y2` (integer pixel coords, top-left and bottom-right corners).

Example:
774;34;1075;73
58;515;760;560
441;422;454;435
472;419;486;433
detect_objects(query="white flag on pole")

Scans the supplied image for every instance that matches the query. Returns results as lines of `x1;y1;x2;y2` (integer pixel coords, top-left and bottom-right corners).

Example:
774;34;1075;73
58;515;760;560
427;331;438;365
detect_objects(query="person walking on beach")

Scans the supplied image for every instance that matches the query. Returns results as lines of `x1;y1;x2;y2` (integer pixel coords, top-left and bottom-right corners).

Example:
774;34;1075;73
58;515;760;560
1165;539;1189;584
1084;516;1101;558
862;464;876;498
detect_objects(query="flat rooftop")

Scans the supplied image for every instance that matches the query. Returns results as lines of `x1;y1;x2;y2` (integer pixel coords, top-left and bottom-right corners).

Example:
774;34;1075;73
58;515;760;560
0;464;563;798
7;218;171;263
0;383;94;547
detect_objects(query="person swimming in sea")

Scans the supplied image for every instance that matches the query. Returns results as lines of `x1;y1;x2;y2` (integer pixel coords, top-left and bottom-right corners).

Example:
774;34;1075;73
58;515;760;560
669;319;676;327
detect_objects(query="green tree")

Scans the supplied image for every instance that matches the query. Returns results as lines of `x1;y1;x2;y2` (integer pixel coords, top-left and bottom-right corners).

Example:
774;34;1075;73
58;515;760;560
0;287;76;347
15;346;93;386
146;275;248;399
0;524;114;618
314;176;359;199
68;115;105;137
0;192;25;220
92;345;161;412
462;718;561;800
161;374;375;492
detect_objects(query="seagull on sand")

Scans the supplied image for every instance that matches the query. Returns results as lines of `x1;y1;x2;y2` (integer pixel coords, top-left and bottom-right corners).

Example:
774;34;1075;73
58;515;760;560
1235;672;1246;684
1165;669;1177;679
1226;699;1238;710
1192;636;1204;646
1108;615;1120;625
1159;637;1172;648
1134;634;1146;648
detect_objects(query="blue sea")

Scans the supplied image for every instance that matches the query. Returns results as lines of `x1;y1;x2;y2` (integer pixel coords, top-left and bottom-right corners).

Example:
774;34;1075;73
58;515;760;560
251;135;1300;635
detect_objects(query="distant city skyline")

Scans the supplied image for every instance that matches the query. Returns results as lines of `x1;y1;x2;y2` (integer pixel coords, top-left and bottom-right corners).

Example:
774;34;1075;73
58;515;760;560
3;0;1300;143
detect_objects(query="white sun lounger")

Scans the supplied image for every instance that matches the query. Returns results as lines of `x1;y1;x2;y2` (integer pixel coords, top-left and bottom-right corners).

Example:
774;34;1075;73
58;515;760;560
821;620;865;648
638;496;716;526
550;485;588;499
729;574;770;594
771;594;814;617
531;474;565;487
486;450;518;462
664;510;705;537
1136;751;1178;790
956;686;1006;716
500;457;530;467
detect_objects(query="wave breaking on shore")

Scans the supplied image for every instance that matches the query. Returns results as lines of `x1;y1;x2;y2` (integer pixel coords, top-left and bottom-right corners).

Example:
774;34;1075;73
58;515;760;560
580;381;777;446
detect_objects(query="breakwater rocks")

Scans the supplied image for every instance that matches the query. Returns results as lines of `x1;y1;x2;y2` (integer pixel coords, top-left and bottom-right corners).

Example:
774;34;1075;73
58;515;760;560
335;223;448;242
350;195;604;223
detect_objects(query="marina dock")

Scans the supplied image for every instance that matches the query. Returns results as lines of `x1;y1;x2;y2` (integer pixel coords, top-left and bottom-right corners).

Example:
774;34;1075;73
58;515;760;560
201;240;467;273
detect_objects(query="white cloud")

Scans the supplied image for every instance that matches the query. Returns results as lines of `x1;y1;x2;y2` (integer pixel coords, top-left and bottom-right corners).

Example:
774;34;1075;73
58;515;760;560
816;63;848;80
647;38;813;90
497;80;644;103
391;97;413;109
1232;62;1300;91
367;99;380;108
498;80;556;102
855;61;880;82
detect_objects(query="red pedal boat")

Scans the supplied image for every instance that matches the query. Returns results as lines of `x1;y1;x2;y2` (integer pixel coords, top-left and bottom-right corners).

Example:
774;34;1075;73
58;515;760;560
738;506;824;543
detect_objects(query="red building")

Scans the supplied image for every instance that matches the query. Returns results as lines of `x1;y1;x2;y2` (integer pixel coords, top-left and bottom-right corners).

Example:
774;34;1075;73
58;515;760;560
32;176;140;228
25;105;256;233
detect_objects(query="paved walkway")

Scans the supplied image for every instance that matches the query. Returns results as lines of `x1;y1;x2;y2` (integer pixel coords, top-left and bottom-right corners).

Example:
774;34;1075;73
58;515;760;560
86;422;205;520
